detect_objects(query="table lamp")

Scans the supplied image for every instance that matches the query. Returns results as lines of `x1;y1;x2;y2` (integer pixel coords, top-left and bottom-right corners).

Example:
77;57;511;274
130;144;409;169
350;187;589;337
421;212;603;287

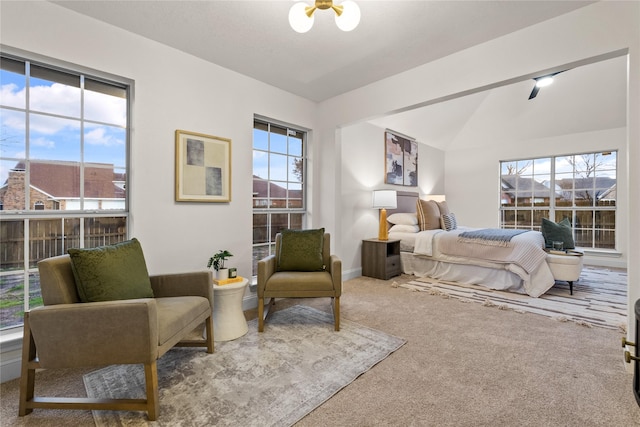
372;190;397;241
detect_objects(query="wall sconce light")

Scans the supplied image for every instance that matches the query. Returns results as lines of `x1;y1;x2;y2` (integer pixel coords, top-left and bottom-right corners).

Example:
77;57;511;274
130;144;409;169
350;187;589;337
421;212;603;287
372;190;397;241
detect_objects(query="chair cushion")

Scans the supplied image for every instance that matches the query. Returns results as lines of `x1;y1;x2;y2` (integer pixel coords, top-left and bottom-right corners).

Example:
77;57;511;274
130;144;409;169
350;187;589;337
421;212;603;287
266;271;334;292
67;238;154;302
541;218;575;249
277;228;325;272
155;296;211;346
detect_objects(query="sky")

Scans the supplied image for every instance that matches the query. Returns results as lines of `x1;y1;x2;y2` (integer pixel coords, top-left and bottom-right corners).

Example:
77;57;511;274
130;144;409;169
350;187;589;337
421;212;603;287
0;68;127;183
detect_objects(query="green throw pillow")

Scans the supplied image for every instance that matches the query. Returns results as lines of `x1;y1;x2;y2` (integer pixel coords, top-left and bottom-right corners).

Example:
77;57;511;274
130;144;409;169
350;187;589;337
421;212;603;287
540;218;575;249
277;228;325;272
67;238;154;302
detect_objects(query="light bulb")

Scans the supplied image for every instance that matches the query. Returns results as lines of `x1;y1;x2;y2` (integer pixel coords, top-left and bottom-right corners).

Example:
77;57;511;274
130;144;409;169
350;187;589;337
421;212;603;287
289;2;314;33
335;0;360;32
536;76;554;88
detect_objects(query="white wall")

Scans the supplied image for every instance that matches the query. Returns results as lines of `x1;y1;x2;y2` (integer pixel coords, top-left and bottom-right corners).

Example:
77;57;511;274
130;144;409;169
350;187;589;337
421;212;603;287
446;127;627;268
0;1;317;382
339;122;446;276
1;0;317;277
316;1;638;345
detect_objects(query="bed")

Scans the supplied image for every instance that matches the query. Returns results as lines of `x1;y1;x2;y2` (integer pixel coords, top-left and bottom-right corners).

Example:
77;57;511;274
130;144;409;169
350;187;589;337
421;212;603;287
387;192;555;297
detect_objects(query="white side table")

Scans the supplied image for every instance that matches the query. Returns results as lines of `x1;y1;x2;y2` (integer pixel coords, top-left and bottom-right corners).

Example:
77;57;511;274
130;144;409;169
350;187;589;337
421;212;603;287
212;278;249;341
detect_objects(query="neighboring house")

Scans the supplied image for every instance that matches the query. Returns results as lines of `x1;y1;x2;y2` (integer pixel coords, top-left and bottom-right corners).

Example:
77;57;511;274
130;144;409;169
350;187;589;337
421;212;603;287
500;175;559;206
252;176;302;209
0;160;125;211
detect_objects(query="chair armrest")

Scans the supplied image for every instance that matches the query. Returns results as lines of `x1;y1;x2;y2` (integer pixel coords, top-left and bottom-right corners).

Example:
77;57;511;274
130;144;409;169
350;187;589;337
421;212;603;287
27;299;158;368
150;271;213;302
328;255;342;296
257;255;276;296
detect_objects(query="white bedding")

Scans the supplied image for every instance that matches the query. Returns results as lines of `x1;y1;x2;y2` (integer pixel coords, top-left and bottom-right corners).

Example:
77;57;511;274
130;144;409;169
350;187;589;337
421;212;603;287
389;227;555;297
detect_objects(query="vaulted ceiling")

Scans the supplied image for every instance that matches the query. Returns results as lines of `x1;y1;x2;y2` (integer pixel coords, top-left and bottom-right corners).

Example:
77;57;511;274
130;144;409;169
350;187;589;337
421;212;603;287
51;1;625;148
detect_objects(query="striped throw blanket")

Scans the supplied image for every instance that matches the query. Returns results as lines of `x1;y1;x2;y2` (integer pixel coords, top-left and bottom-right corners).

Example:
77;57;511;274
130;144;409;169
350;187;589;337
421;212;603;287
458;229;529;247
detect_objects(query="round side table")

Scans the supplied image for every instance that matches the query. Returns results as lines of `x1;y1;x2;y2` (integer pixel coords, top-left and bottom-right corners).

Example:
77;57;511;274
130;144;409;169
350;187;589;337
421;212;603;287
212;278;249;341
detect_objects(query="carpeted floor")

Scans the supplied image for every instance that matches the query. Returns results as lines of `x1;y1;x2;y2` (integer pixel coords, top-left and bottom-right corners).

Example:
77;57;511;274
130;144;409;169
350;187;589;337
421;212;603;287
2;270;639;426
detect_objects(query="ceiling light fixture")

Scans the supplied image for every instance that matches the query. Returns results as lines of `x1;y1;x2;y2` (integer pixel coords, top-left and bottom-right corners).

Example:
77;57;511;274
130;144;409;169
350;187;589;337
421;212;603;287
528;71;566;100
289;0;361;33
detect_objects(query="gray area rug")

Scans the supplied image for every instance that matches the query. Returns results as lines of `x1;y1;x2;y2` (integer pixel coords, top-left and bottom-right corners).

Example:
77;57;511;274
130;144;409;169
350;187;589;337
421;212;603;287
399;265;626;330
83;305;406;426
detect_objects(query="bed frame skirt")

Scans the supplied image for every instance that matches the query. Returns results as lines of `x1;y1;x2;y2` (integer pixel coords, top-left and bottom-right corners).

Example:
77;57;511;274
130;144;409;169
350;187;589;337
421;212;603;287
401;252;534;295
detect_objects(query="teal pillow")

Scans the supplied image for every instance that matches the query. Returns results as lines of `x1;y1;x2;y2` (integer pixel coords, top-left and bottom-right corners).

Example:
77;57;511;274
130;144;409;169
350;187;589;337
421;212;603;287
540;218;575;249
277;228;325;272
67;238;154;302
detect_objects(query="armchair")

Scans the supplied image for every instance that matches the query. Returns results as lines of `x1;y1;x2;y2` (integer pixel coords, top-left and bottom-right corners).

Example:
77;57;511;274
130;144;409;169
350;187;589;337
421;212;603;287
257;230;341;332
18;246;214;421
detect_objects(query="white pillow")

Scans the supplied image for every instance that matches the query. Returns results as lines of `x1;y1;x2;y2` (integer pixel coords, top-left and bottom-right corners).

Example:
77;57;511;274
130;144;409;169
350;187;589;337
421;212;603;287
387;213;418;225
389;224;420;233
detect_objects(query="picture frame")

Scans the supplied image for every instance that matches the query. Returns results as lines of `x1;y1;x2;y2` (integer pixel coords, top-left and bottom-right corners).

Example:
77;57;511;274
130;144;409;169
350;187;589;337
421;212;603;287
385;130;418;186
175;130;232;202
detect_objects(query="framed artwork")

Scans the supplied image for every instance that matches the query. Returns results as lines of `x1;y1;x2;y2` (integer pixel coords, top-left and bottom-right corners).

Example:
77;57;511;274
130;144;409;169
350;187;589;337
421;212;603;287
175;130;231;202
385;130;418;186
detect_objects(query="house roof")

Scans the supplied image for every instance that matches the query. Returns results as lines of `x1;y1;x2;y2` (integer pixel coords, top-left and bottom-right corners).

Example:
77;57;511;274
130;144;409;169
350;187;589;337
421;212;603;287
9;161;125;199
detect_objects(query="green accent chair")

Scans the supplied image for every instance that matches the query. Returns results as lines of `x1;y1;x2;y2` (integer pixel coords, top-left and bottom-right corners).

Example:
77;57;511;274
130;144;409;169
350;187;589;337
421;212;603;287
257;232;342;332
18;254;214;421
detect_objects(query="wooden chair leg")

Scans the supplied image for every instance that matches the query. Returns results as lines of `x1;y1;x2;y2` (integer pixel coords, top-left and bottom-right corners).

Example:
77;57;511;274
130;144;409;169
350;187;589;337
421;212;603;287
205;315;214;353
144;362;159;421
333;297;340;331
258;297;264;332
18;312;36;416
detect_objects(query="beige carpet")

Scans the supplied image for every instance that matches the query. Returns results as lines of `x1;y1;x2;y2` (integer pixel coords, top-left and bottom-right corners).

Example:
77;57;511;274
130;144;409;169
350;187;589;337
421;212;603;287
2;271;639;426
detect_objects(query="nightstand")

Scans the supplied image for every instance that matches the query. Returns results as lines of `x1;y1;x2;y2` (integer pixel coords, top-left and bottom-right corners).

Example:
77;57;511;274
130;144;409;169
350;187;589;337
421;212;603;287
361;239;401;280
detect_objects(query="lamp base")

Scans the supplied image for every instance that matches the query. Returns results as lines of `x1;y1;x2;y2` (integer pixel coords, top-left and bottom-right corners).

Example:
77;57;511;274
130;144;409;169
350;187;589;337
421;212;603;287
378;208;388;241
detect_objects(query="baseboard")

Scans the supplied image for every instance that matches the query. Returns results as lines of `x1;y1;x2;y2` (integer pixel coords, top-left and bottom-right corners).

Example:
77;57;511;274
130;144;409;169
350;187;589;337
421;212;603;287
1;334;23;383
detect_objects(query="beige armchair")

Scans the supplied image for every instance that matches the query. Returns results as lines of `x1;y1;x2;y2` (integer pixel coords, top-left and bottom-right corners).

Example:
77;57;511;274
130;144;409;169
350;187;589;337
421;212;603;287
257;231;341;332
19;253;214;421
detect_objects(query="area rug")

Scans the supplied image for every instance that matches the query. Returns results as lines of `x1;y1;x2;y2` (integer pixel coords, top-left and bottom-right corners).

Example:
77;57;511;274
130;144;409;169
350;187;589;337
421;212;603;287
398;266;626;330
83;305;406;426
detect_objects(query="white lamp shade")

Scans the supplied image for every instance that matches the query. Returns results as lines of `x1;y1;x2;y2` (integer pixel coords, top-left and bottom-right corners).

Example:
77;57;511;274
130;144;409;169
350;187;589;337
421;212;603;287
335;0;360;31
289;2;314;33
372;190;397;209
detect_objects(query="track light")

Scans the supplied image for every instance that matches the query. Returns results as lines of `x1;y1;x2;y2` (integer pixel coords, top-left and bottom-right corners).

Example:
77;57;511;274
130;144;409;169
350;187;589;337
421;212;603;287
528;71;566;100
289;1;361;33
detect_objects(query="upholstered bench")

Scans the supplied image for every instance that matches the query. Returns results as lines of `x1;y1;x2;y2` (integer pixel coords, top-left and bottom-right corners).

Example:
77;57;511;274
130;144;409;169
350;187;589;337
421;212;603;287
546;251;584;295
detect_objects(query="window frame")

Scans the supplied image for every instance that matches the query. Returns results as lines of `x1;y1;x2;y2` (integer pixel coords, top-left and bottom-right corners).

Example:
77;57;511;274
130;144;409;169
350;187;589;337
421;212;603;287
252;116;308;277
499;150;617;250
0;47;133;334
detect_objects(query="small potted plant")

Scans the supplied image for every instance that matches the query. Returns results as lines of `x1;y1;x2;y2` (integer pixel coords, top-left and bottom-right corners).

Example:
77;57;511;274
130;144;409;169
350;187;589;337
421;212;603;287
207;249;234;280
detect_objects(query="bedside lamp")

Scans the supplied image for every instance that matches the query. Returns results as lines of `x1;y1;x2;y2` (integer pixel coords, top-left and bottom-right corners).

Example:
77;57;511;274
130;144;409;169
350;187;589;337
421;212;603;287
372;190;397;241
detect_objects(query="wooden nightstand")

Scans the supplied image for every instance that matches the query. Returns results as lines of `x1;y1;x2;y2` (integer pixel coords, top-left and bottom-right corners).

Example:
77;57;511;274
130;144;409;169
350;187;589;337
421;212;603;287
361;239;401;280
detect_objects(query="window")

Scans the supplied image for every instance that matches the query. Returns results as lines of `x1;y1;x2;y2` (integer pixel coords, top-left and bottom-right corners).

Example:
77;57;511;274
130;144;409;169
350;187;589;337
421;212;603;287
252;118;306;276
500;151;617;249
0;53;131;330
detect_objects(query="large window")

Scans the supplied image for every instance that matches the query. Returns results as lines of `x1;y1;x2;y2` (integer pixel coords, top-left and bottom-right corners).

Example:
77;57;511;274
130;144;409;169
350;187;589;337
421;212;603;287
500;151;617;249
252;118;306;276
0;53;130;330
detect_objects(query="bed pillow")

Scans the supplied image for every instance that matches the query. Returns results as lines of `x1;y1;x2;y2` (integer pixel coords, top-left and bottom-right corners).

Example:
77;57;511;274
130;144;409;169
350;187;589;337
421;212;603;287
278;228;325;271
540;218;575;249
440;213;457;231
416;199;441;230
437;201;450;216
67;238;154;303
387;212;418;226
389;224;420;233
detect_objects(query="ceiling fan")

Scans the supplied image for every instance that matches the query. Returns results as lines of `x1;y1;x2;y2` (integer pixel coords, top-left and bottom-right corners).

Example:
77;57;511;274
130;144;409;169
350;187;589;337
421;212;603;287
528;70;567;100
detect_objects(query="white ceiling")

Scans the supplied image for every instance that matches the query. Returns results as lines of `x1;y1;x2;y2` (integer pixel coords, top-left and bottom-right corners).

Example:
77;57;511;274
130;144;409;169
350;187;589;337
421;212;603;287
51;1;626;148
51;0;594;102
